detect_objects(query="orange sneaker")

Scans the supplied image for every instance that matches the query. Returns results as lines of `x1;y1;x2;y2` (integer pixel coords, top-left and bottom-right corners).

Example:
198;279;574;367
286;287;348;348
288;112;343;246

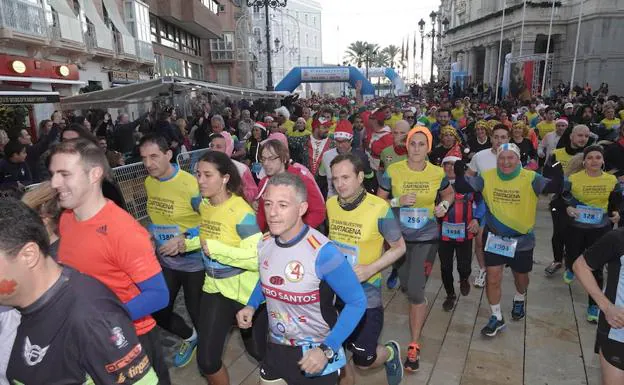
404;342;420;372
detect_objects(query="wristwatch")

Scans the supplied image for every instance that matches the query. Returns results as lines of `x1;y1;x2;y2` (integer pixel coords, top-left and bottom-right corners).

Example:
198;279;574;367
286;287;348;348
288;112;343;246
318;343;334;360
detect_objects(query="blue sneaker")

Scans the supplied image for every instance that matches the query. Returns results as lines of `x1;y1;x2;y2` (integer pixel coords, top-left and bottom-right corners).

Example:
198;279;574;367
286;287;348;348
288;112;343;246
173;337;198;368
387;268;399;289
587;305;599;323
563;270;575;284
384;340;403;385
481;315;506;337
511;300;525;321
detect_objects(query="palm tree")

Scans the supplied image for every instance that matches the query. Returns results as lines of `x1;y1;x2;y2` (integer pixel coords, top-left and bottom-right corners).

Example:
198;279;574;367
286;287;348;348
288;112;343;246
372;51;390;68
344;41;369;67
382;45;400;68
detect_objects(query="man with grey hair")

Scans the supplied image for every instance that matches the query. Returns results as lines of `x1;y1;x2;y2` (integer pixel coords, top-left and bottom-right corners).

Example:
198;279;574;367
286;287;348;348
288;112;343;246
211;115;234;156
238;109;254;141
237;171;366;385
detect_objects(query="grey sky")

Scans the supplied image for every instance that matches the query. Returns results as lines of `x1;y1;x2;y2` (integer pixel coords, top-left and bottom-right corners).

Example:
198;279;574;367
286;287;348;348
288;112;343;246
318;0;441;81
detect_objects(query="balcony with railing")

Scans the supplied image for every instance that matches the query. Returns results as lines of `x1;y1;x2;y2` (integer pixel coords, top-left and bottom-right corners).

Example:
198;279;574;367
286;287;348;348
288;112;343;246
0;0;48;43
83;23;114;55
113;31;137;58
135;40;153;63
47;10;85;49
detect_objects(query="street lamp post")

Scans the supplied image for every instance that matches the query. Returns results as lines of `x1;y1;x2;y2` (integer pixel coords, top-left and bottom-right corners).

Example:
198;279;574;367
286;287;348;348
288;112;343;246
246;0;288;91
429;11;436;84
419;13;449;85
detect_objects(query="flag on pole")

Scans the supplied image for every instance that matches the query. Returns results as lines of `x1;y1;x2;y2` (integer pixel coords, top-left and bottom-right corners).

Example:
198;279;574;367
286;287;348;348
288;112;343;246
402;40;406;62
405;36;409;67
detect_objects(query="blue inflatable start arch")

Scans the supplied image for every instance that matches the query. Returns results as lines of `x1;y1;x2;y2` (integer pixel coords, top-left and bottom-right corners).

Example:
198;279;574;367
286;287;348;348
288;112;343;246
275;66;376;100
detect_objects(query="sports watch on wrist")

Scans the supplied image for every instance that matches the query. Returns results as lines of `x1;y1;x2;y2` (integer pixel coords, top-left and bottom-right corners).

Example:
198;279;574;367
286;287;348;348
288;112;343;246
318;343;334;360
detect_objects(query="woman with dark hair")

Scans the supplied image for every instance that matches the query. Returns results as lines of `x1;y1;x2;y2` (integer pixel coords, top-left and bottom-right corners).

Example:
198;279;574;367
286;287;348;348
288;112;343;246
246;122;268;178
562;145;622;322
194;151;266;385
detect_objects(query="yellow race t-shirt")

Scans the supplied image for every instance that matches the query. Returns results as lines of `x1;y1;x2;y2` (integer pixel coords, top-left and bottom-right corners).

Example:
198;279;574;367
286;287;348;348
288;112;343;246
451;107;465;121
568;170;617;212
380;160;448;242
481;168;538;234
145;166;203;272
326;193;401;291
537;120;556;139
199;195;261;304
552;148;575;173
600;118;621;130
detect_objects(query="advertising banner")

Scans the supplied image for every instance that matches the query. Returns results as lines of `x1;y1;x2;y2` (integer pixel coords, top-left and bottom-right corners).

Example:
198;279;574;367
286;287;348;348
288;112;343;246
301;67;350;82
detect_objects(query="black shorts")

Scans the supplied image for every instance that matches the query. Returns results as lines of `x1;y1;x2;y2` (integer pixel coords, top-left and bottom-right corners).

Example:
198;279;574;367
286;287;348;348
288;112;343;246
260;342;339;385
483;230;533;273
345;307;383;367
595;332;624;371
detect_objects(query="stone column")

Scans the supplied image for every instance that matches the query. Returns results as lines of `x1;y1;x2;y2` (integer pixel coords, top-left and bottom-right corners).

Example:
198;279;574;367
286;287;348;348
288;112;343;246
466;48;473;82
483;45;492;86
490;43;500;87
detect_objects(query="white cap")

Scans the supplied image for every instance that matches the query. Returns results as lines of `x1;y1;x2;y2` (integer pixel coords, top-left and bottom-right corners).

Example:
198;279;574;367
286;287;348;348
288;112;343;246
564;102;574;109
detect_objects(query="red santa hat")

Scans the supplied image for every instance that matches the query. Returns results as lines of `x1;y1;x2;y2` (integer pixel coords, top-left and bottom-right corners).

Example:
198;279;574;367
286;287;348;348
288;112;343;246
334;120;353;140
442;144;463;164
253;121;267;132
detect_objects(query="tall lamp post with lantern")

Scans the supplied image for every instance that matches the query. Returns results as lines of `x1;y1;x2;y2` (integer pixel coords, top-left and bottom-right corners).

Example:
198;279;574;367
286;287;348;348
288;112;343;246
419;12;449;84
247;0;287;91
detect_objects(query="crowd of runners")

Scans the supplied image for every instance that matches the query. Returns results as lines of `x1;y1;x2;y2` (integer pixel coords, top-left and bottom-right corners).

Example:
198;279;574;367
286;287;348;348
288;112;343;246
0;81;624;385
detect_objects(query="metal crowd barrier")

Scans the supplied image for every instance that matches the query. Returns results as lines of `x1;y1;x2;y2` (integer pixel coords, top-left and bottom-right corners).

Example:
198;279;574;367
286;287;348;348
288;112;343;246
111;148;211;221
176;148;210;174
111;162;149;221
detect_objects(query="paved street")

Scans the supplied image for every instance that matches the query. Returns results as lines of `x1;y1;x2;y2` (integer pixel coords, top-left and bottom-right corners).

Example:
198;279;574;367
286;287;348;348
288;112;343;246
162;198;603;385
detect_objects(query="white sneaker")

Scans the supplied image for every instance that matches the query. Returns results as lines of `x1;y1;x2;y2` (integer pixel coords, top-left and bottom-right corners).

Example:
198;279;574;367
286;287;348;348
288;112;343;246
474;270;486;288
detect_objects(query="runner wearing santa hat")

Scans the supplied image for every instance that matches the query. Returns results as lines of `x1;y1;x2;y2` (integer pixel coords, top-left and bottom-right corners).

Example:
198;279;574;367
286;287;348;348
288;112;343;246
438;146;486;311
319;120;376;197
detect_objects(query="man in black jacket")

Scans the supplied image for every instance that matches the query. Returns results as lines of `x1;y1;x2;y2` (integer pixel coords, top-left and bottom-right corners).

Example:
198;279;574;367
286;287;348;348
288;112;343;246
114;112;149;155
16;122;59;183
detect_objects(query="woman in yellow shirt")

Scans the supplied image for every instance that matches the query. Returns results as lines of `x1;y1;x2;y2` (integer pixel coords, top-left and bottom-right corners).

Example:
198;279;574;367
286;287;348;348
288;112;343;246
562;145;622;322
195;151;266;385
378;126;454;371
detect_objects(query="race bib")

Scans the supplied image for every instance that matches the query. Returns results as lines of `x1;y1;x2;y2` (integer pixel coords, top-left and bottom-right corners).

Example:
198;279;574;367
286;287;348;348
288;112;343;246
575;205;604;225
442;222;465;239
400;207;430;230
485;233;517;258
333;240;359;266
302;343;346;377
149;224;180;247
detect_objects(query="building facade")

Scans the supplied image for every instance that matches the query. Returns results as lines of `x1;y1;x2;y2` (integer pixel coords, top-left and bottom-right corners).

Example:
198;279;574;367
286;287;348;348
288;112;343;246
439;0;624;95
250;0;322;93
0;0;156;124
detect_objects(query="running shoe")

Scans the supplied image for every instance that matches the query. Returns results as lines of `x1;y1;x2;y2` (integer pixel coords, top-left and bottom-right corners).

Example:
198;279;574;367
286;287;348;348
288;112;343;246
511;300;526;321
563;270;575;284
404;342;420;373
544;262;562;277
387;268;400;289
173;337;198;368
442;294;457;312
460;279;470;296
587;305;599;323
481;315;506;337
474;269;486;288
384;340;403;385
